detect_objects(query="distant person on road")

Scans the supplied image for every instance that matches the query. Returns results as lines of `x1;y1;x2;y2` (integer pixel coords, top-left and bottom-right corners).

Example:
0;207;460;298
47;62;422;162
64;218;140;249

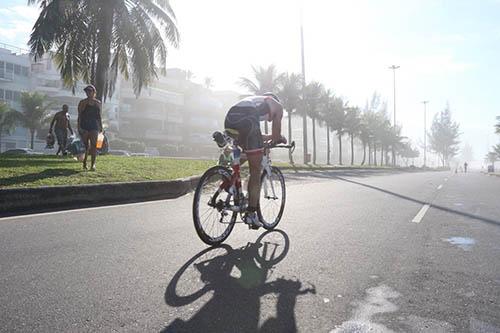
464;162;468;173
218;146;233;168
49;104;74;156
78;84;102;171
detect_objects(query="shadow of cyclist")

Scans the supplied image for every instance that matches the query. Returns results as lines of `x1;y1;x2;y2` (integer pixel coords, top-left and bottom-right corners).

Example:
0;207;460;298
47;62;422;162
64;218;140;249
162;230;315;333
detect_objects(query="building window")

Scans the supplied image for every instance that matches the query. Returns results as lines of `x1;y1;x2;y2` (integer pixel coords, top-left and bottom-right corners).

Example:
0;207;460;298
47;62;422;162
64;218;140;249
4;63;13;80
22;67;29;77
14;64;21;75
0;61;4;78
0;89;4;100
5;90;13;100
13;91;21;102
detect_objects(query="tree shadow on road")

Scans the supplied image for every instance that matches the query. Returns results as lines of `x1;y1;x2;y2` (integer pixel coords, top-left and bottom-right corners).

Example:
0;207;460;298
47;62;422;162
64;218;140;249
0;168;80;187
333;176;500;227
162;230;316;333
283;168;436;182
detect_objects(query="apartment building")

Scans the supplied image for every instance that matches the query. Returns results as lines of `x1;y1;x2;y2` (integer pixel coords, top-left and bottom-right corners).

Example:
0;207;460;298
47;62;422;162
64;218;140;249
0;44;36;151
0;43;239;156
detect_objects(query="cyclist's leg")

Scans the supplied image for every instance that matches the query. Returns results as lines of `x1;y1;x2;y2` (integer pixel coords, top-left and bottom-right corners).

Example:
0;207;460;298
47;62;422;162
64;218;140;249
244;123;264;212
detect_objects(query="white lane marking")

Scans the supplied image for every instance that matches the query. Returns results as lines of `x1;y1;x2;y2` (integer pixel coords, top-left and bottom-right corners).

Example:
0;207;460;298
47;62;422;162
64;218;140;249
444;178;448;182
437;184;443;190
412;204;431;223
0;199;166;221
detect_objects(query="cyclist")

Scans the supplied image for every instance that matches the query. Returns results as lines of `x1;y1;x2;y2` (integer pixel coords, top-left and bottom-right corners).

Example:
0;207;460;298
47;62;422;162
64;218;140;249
224;93;286;229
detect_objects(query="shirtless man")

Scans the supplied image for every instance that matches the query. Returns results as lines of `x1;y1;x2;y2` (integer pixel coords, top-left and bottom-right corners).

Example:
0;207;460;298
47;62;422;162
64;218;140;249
49;104;74;156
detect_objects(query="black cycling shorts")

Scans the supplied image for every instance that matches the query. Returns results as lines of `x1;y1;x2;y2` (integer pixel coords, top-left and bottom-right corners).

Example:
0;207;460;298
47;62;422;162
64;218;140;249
224;106;264;154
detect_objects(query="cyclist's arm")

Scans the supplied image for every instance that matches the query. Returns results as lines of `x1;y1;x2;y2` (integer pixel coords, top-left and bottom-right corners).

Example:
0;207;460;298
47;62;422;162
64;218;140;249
265;97;284;142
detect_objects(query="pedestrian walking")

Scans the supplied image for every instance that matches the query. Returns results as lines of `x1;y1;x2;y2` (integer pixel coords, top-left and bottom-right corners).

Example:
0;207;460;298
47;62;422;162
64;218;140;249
49;104;74;156
77;85;103;171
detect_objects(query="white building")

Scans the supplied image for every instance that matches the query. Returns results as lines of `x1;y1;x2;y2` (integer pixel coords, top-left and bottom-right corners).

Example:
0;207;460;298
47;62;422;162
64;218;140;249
0;44;37;151
0;42;239;156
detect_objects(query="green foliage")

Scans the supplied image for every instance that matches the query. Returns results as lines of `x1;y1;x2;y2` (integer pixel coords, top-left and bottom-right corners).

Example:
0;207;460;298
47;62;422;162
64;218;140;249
109;138;130;151
28;0;179;100
302;81;324;119
495;116;500;135
238;65;284;95
278;72;302;115
485;151;498;164
129;141;146;153
0;103;17;153
14;92;52;149
428;105;461;166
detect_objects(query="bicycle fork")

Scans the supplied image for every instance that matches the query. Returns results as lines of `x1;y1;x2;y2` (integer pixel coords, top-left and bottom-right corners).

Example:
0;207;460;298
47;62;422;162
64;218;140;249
261;154;278;200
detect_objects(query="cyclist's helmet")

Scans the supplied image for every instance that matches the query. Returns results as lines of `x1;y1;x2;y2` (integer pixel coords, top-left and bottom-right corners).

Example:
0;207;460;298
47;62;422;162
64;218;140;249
263;92;280;103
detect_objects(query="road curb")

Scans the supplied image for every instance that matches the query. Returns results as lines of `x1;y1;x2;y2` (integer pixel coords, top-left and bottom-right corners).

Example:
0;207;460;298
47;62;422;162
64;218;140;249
0;176;201;216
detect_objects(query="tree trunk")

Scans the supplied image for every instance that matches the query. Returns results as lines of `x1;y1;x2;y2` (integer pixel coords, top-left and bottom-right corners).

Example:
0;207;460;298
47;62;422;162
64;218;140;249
326;125;330;165
368;142;371;165
338;133;343;165
312;117;316;164
302;113;308;164
373;142;377;166
30;129;35;149
380;145;384;166
95;1;115;102
361;141;366;165
287;110;294;164
350;133;354;165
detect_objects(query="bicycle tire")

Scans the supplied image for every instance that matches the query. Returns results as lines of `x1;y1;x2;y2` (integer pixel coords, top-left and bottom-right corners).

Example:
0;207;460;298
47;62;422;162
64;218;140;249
193;166;236;245
257;166;286;229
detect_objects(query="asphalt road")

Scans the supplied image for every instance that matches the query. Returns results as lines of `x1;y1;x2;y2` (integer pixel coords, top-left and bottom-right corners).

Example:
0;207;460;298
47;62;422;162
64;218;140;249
1;169;499;332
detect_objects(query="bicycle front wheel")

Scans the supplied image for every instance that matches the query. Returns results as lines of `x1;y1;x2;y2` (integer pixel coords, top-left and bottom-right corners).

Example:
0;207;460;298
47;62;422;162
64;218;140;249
193;166;236;245
258;166;286;229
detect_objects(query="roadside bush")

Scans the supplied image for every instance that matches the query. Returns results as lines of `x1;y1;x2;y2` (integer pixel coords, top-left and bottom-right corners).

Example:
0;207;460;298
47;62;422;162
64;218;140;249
158;144;179;156
129;141;146;153
109;138;129;150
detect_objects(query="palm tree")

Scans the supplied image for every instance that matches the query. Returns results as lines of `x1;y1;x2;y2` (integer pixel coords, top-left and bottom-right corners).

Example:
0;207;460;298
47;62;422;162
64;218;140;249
318;89;335;165
278;72;302;164
238;64;284;134
330;96;347;165
495;116;500;135
29;0;179;101
0;103;17;153
204;77;214;89
14;92;52;149
344;106;361;165
358;112;373;165
303;81;324;164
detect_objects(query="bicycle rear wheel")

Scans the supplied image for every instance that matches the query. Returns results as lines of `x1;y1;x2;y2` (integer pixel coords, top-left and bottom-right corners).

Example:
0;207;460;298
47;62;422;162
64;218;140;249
258;166;286;229
193;166;236;245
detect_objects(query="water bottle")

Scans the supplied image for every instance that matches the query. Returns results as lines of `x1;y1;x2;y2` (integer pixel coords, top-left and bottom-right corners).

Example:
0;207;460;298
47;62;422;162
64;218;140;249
233;147;241;165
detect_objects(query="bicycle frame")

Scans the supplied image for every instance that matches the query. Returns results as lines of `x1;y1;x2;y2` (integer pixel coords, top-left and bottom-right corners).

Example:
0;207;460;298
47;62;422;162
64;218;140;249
215;137;295;214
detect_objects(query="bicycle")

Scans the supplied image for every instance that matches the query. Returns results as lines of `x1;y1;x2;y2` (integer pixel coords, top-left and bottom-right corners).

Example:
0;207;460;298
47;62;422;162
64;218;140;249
192;131;295;245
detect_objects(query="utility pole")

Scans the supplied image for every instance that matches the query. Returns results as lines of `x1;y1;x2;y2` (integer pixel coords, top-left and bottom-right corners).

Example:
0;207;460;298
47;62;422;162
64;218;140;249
388;65;400;166
422;100;429;168
300;12;308;164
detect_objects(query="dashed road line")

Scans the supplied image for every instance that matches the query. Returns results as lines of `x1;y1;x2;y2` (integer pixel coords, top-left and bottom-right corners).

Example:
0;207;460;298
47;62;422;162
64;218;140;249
437;184;443;190
412;204;431;223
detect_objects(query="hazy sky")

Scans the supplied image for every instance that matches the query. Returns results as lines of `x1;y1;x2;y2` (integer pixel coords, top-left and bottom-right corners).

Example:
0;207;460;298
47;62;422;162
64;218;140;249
1;0;499;160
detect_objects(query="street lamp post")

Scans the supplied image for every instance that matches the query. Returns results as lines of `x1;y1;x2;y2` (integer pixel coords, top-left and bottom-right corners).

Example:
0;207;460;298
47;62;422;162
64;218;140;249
388;65;400;166
422;100;429;167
